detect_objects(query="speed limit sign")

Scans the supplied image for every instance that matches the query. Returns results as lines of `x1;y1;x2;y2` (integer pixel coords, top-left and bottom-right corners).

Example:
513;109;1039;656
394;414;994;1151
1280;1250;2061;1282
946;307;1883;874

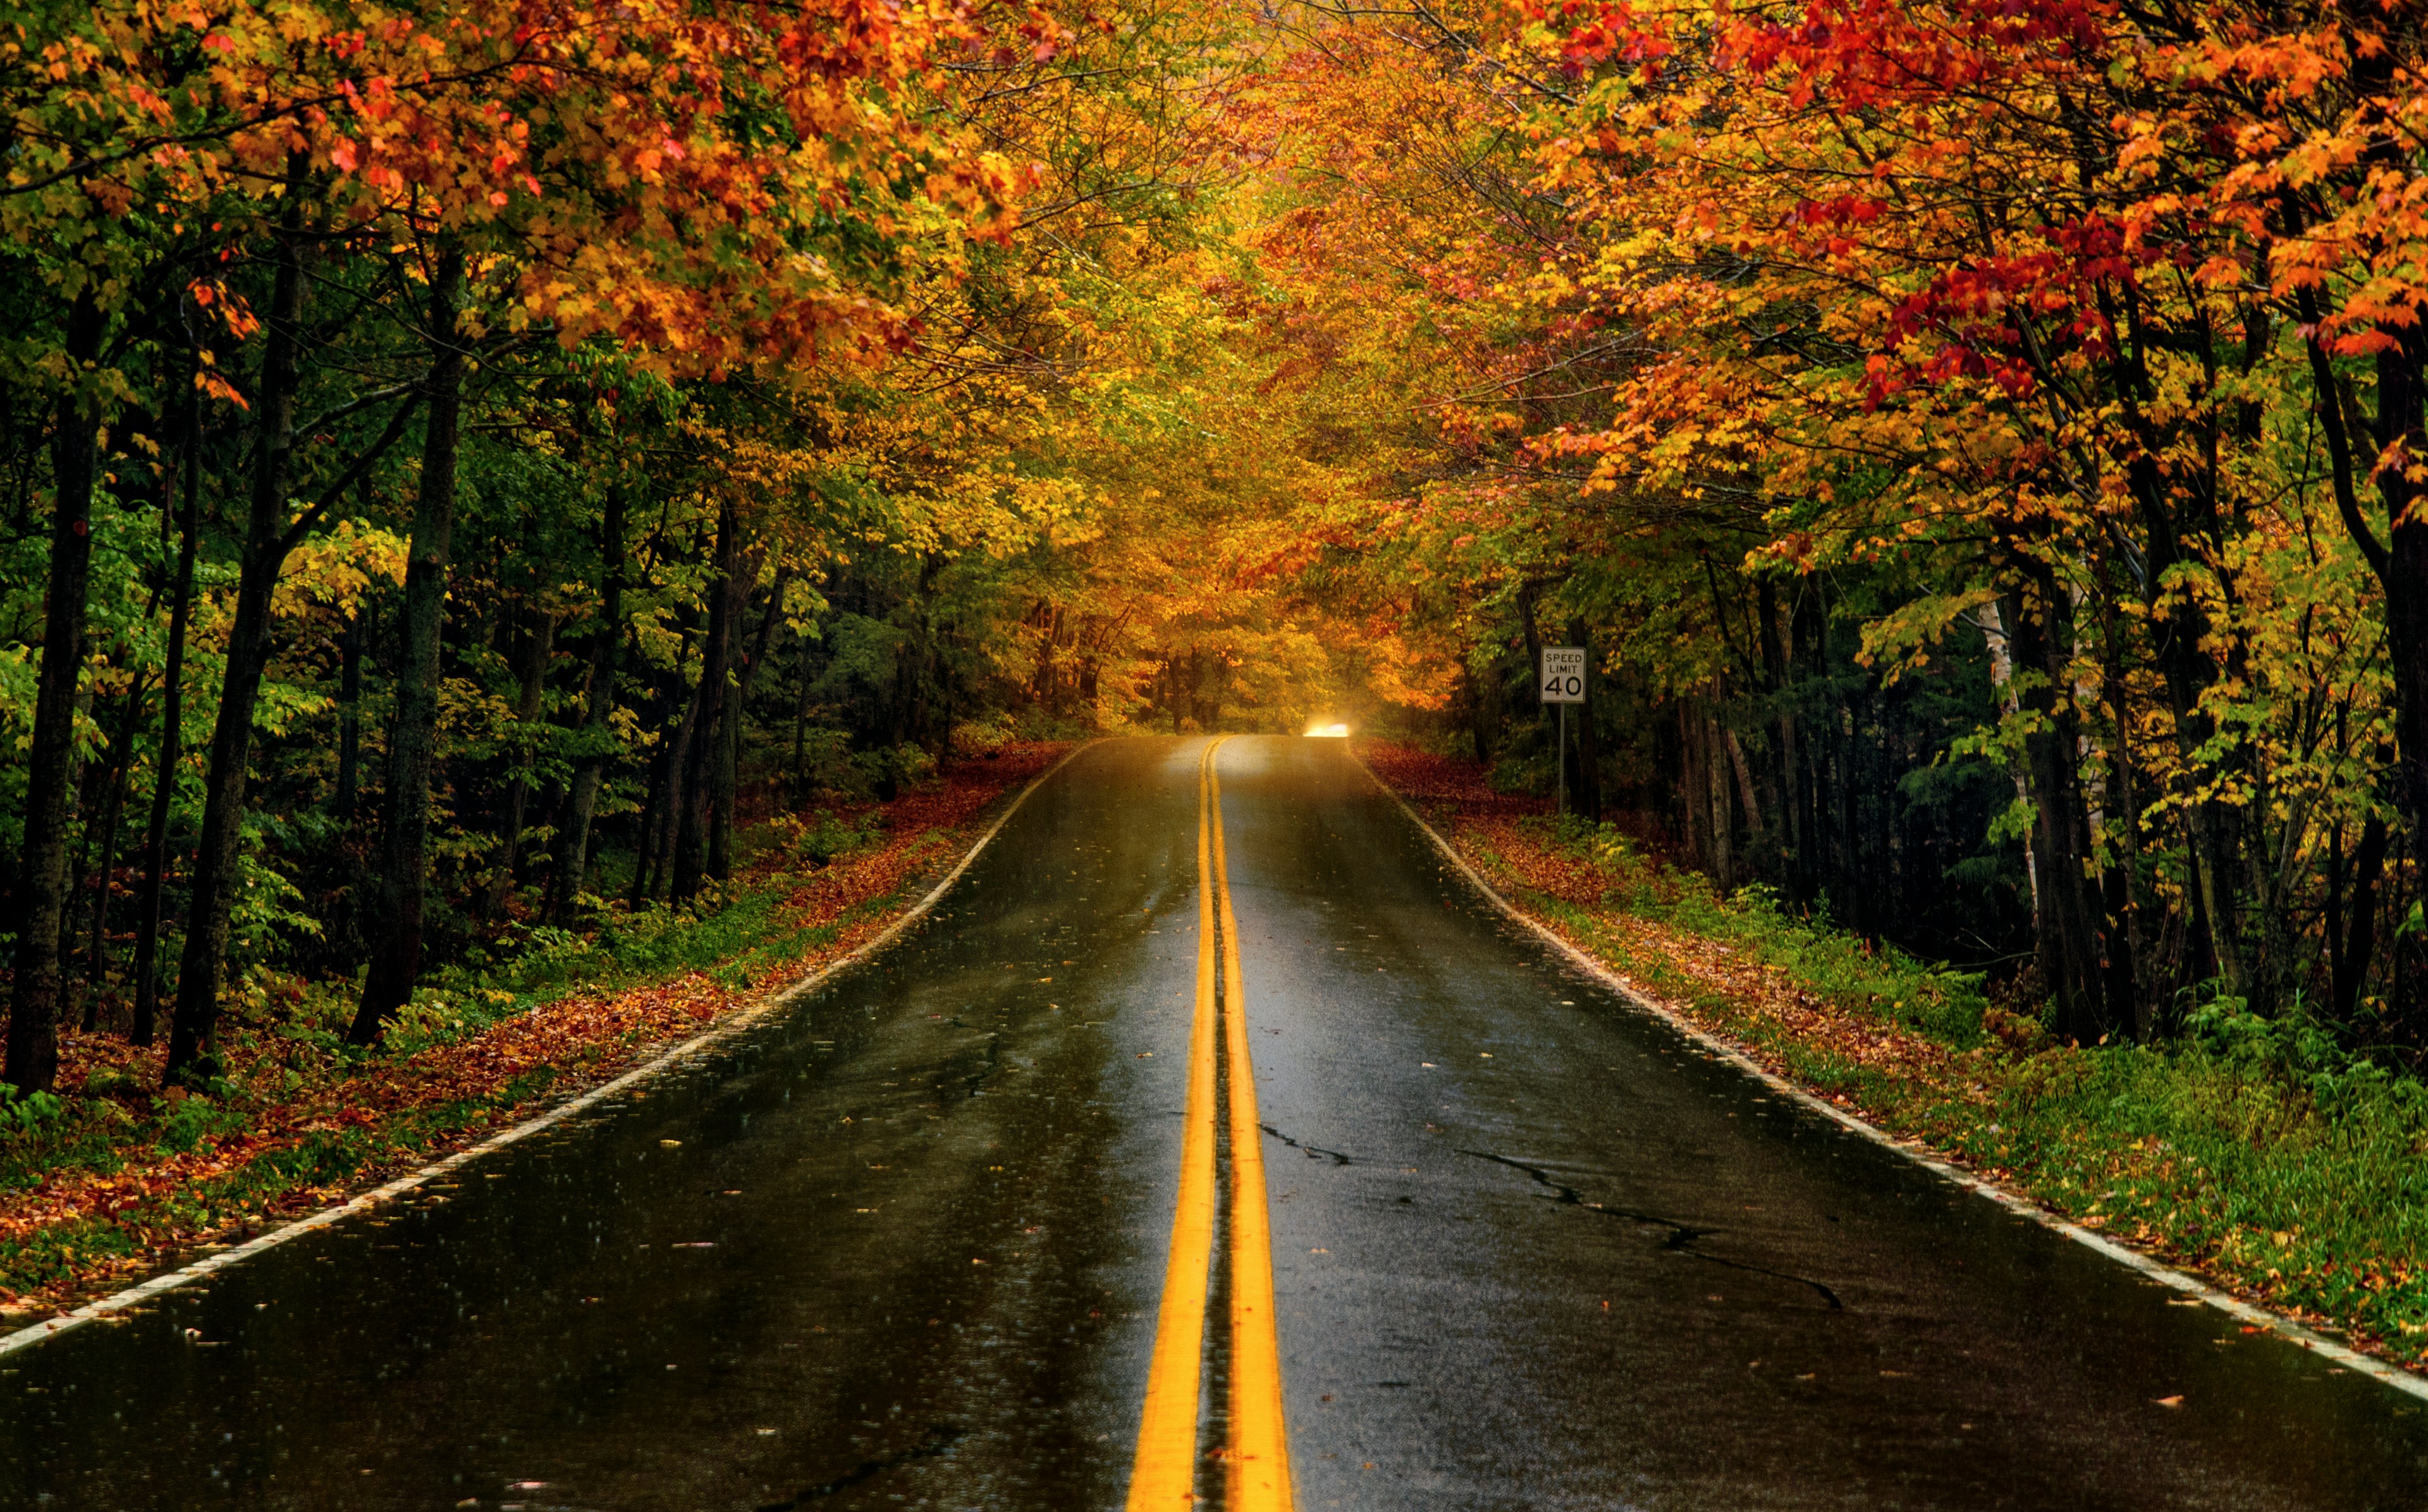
1540;647;1587;703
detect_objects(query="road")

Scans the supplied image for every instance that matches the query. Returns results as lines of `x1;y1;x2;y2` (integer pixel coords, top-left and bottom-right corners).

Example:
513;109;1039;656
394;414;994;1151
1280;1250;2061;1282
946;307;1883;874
4;735;2427;1509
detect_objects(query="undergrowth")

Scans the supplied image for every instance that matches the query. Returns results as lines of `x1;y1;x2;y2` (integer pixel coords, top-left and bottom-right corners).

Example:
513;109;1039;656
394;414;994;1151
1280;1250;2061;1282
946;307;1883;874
1565;816;1991;1048
1507;810;2428;1363
0;805;927;1307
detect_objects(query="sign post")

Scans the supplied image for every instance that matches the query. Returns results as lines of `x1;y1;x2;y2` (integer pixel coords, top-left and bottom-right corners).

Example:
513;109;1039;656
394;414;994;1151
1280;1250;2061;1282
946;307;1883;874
1540;647;1586;817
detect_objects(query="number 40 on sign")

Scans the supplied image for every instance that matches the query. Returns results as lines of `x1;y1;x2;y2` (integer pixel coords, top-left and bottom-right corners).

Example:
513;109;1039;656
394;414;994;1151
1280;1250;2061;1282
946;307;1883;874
1540;647;1587;703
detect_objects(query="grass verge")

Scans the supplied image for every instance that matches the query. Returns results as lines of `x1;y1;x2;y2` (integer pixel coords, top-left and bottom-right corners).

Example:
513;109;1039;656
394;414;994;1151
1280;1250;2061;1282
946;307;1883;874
1359;738;2428;1374
0;742;1074;1320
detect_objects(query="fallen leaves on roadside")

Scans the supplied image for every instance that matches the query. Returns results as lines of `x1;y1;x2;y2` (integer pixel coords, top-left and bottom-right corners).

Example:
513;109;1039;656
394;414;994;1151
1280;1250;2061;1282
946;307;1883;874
1358;737;2428;1377
0;746;1072;1320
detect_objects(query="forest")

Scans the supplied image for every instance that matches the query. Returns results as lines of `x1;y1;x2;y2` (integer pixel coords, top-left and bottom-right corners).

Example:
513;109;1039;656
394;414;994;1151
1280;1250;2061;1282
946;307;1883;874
5;0;2427;1108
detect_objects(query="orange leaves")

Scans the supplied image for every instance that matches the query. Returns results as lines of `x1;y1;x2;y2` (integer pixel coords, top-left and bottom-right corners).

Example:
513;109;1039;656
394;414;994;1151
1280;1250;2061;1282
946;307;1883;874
13;0;1033;386
183;277;258;338
2191;253;2249;290
195;368;250;410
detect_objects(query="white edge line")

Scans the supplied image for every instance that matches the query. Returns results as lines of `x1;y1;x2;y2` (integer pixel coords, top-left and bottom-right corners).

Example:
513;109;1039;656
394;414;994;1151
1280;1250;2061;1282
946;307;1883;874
0;740;1103;1360
1352;754;2428;1405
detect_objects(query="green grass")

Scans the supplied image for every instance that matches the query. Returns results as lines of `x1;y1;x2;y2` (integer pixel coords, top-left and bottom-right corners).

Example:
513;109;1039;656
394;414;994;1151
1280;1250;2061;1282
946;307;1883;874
385;808;909;1050
0;808;944;1308
1507;815;2428;1361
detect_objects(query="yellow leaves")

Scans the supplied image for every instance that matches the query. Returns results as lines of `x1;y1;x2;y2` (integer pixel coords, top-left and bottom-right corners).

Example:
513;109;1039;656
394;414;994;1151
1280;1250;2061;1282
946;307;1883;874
271;521;408;618
1860;587;1999;688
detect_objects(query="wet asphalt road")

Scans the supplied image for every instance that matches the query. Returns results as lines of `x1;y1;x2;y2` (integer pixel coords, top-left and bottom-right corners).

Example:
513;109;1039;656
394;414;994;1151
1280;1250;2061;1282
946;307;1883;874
6;735;2428;1509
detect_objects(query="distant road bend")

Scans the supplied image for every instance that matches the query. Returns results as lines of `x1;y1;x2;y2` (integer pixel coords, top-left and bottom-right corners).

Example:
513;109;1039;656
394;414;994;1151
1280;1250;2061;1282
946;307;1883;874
4;736;2427;1509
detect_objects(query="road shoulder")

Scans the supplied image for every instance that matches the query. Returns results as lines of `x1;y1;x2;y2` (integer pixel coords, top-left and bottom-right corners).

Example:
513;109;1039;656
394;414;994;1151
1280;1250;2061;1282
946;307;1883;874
0;741;1087;1341
1354;738;2428;1400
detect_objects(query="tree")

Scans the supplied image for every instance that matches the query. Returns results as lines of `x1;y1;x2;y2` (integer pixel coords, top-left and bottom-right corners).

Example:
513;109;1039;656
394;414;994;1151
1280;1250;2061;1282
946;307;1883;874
5;294;106;1092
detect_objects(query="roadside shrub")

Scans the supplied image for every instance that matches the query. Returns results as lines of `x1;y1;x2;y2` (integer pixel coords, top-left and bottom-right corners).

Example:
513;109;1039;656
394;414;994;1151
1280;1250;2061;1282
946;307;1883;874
784;810;881;867
154;1092;245;1155
0;1086;66;1141
853;741;935;796
952;712;1014;755
1559;815;1989;1047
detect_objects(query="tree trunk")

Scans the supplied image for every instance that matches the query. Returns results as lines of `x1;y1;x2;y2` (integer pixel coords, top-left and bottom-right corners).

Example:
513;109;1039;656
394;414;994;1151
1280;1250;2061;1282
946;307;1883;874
481;606;555;917
1516;580;1547;733
7;292;107;1092
2376;346;2428;865
629;726;673;909
2005;573;2109;1042
2298;243;2428;955
672;503;737;901
1705;705;1735;889
2384;508;2428;858
2303;242;2428;855
1755;575;1796;883
551;484;625;923
349;245;467;1047
165;208;313;1087
2098;595;2147;1038
1789;585;1826;902
2121;463;2246;998
710;565;788;880
643;629;702;903
1722;728;1763;839
654;670;705;898
712;678;741;879
629;623;697;906
334;603;367;819
707;563;763;881
1825;703;1854;922
1677;700;1712;875
78;671;150;1029
2333;817;2391;1020
1462;659;1502;765
132;380;204;1049
791;621;816;791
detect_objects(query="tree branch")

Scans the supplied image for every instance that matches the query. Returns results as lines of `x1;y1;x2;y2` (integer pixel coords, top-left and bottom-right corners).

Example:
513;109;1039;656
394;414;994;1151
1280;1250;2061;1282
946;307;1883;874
279;391;424;554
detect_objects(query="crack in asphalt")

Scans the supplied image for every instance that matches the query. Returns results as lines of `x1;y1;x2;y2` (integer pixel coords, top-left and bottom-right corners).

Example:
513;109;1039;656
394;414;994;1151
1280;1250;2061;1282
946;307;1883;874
924;1035;1001;1102
1261;1124;1354;1165
1460;1150;1844;1311
759;1424;967;1507
961;1035;1002;1099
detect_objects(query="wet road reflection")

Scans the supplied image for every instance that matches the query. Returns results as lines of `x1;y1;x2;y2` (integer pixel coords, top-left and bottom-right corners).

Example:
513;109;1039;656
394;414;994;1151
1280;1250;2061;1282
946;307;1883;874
3;736;2425;1509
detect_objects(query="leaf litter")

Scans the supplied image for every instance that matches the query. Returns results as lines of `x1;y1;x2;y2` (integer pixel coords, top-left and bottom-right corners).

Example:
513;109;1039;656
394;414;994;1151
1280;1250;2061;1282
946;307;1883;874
0;745;1071;1322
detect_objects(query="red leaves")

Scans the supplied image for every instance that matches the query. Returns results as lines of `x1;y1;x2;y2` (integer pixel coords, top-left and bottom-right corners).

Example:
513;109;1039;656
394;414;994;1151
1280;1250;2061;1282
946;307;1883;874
37;0;1032;384
1533;0;1674;73
1855;214;2173;406
1358;740;1548;821
1004;5;1077;66
1788;194;1883;228
1725;0;2111;107
1784;193;1888;258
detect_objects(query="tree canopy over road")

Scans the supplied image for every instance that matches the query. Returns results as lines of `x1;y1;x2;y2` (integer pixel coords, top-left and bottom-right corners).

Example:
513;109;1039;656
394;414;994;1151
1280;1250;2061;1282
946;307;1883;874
7;0;2428;1095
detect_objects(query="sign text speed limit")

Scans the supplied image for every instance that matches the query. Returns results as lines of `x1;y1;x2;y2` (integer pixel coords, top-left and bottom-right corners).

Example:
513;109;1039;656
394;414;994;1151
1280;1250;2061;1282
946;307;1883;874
1540;647;1587;704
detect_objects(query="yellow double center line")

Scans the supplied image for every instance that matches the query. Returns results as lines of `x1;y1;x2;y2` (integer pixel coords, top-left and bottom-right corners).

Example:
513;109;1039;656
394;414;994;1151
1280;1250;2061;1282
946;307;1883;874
1127;736;1295;1511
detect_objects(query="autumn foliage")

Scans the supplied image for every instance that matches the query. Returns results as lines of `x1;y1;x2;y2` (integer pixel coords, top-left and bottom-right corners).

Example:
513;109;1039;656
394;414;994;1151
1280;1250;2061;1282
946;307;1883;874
11;0;2428;1273
1232;0;2428;1060
0;744;1069;1312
